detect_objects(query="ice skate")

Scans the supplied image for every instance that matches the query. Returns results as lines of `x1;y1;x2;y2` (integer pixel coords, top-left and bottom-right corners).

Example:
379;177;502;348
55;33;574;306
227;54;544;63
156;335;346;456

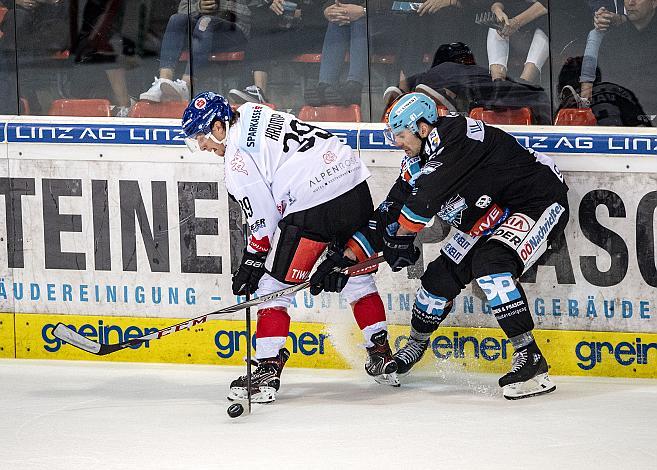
499;342;556;400
228;348;290;403
393;335;429;376
365;331;399;387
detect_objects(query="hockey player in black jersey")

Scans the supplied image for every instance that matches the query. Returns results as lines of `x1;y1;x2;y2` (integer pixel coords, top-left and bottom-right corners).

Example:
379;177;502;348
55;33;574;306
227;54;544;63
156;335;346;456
310;92;569;399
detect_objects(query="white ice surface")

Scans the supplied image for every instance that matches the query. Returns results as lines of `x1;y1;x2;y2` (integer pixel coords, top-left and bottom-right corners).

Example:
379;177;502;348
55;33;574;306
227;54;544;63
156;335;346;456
1;359;656;470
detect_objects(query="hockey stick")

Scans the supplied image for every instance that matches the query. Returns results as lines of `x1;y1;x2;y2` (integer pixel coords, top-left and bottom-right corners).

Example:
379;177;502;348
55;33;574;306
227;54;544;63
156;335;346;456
53;255;384;356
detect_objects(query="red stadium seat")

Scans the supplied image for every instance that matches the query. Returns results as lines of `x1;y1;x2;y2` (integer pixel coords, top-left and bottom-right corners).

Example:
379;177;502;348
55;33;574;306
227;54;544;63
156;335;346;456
48;99;112;117
298;105;361;123
292;53;322;63
0;7;7;39
129;100;188;118
554;108;597;126
210;51;245;62
469;107;532;125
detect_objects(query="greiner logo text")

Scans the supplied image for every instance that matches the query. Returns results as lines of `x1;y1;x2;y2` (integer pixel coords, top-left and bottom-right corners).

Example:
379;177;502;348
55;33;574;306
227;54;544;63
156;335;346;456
42;321;158;352
395;332;512;361
215;329;328;359
575;338;657;370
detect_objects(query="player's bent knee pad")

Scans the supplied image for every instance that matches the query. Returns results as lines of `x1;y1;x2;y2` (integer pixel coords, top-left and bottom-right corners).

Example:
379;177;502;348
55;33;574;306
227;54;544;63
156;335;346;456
256;273;296;309
341;273;377;304
266;221;328;284
475;272;534;337
411;286;453;333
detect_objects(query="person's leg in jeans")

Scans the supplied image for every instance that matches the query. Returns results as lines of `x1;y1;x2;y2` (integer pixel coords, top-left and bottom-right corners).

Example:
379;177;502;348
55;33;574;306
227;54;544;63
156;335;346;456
343;17;367;104
579;28;605;103
140;13;190;101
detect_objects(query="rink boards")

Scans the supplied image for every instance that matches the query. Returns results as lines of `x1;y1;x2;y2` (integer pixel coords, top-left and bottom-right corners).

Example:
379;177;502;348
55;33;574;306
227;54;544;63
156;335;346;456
1;312;656;378
0;116;657;378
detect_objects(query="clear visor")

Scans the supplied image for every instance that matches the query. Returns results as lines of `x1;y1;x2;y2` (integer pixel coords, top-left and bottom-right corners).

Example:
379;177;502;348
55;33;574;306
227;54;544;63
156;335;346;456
184;121;230;153
383;124;398;146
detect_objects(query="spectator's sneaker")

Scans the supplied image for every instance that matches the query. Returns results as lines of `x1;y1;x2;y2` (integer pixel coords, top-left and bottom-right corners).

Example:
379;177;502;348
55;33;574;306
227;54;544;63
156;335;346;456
341;80;363;105
113;105;131;117
560;85;591;108
383;86;403;107
139;77;166;102
160;79;190;102
229;85;267;104
415;83;457;113
304;82;330;106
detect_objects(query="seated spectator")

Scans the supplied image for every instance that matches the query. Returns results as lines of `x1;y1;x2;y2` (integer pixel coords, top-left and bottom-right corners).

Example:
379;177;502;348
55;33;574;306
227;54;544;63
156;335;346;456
229;0;330;105
140;0;250;103
3;0;69;114
385;42;551;124
594;0;657;124
578;1;626;106
487;0;548;84
71;0;133;116
559;55;652;126
303;0;367;106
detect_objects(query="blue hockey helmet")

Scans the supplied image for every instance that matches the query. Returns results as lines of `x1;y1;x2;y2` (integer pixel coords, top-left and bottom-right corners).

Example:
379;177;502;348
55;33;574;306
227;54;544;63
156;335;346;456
384;92;438;144
181;91;234;138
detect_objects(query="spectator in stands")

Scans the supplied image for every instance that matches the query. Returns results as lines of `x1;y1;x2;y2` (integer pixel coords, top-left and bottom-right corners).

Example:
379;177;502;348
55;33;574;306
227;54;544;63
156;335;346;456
558;55;651;126
2;0;69;114
487;0;548;84
384;42;551;124
575;2;627;106
140;0;250;103
594;0;657;123
72;0;134;116
303;0;367;106
229;0;326;105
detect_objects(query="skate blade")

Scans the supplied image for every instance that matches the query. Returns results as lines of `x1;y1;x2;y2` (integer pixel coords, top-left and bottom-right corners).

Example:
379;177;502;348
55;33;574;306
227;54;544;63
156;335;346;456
373;372;401;387
227;386;277;403
502;372;556;400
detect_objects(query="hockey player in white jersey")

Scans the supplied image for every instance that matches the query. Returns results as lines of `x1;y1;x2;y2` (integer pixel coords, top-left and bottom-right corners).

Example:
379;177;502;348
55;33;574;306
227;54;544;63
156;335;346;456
181;92;398;403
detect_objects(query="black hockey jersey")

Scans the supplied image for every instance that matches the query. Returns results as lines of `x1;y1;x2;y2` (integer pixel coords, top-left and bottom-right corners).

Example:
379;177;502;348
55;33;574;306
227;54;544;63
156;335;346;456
346;114;568;260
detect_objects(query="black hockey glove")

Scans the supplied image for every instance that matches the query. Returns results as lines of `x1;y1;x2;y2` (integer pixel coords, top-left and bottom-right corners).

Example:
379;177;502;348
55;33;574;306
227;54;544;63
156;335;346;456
382;224;420;272
309;249;356;296
232;250;268;296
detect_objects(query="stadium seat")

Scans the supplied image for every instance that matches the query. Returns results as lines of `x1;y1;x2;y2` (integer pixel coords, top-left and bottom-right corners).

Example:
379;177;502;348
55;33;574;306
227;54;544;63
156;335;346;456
298;105;361;123
0;7;7;39
469;107;532;125
210;51;245;62
48;99;112;117
129;100;188;118
554;108;597;126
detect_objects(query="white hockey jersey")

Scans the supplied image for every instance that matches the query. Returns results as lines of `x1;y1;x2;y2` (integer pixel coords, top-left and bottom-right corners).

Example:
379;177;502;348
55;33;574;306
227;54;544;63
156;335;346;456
224;103;370;253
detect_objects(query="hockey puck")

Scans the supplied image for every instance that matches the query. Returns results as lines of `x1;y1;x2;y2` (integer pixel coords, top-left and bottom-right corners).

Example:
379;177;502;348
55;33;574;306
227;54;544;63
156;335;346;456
227;403;245;418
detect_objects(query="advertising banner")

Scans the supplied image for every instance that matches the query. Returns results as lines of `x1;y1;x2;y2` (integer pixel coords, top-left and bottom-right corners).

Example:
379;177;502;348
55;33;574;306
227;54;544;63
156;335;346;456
18;313;657;378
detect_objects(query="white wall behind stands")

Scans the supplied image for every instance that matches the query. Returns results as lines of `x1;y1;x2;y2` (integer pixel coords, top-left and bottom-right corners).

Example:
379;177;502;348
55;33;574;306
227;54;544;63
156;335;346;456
1;116;657;333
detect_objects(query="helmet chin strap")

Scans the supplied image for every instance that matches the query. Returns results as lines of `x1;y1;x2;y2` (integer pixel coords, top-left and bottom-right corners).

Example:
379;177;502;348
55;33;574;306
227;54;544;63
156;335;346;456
207;120;230;146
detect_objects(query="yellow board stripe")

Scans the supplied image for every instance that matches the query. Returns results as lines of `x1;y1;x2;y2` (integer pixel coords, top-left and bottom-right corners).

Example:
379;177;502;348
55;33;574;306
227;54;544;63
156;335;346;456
6;313;657;378
0;313;15;358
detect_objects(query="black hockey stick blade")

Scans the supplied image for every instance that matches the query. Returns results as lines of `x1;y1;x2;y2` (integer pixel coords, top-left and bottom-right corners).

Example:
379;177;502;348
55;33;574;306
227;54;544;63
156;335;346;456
53;254;384;356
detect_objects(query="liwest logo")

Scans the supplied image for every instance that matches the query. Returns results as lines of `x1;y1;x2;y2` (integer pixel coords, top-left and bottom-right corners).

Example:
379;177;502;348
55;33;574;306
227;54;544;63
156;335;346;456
215;329;329;359
42;321;158;352
575;338;657;371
